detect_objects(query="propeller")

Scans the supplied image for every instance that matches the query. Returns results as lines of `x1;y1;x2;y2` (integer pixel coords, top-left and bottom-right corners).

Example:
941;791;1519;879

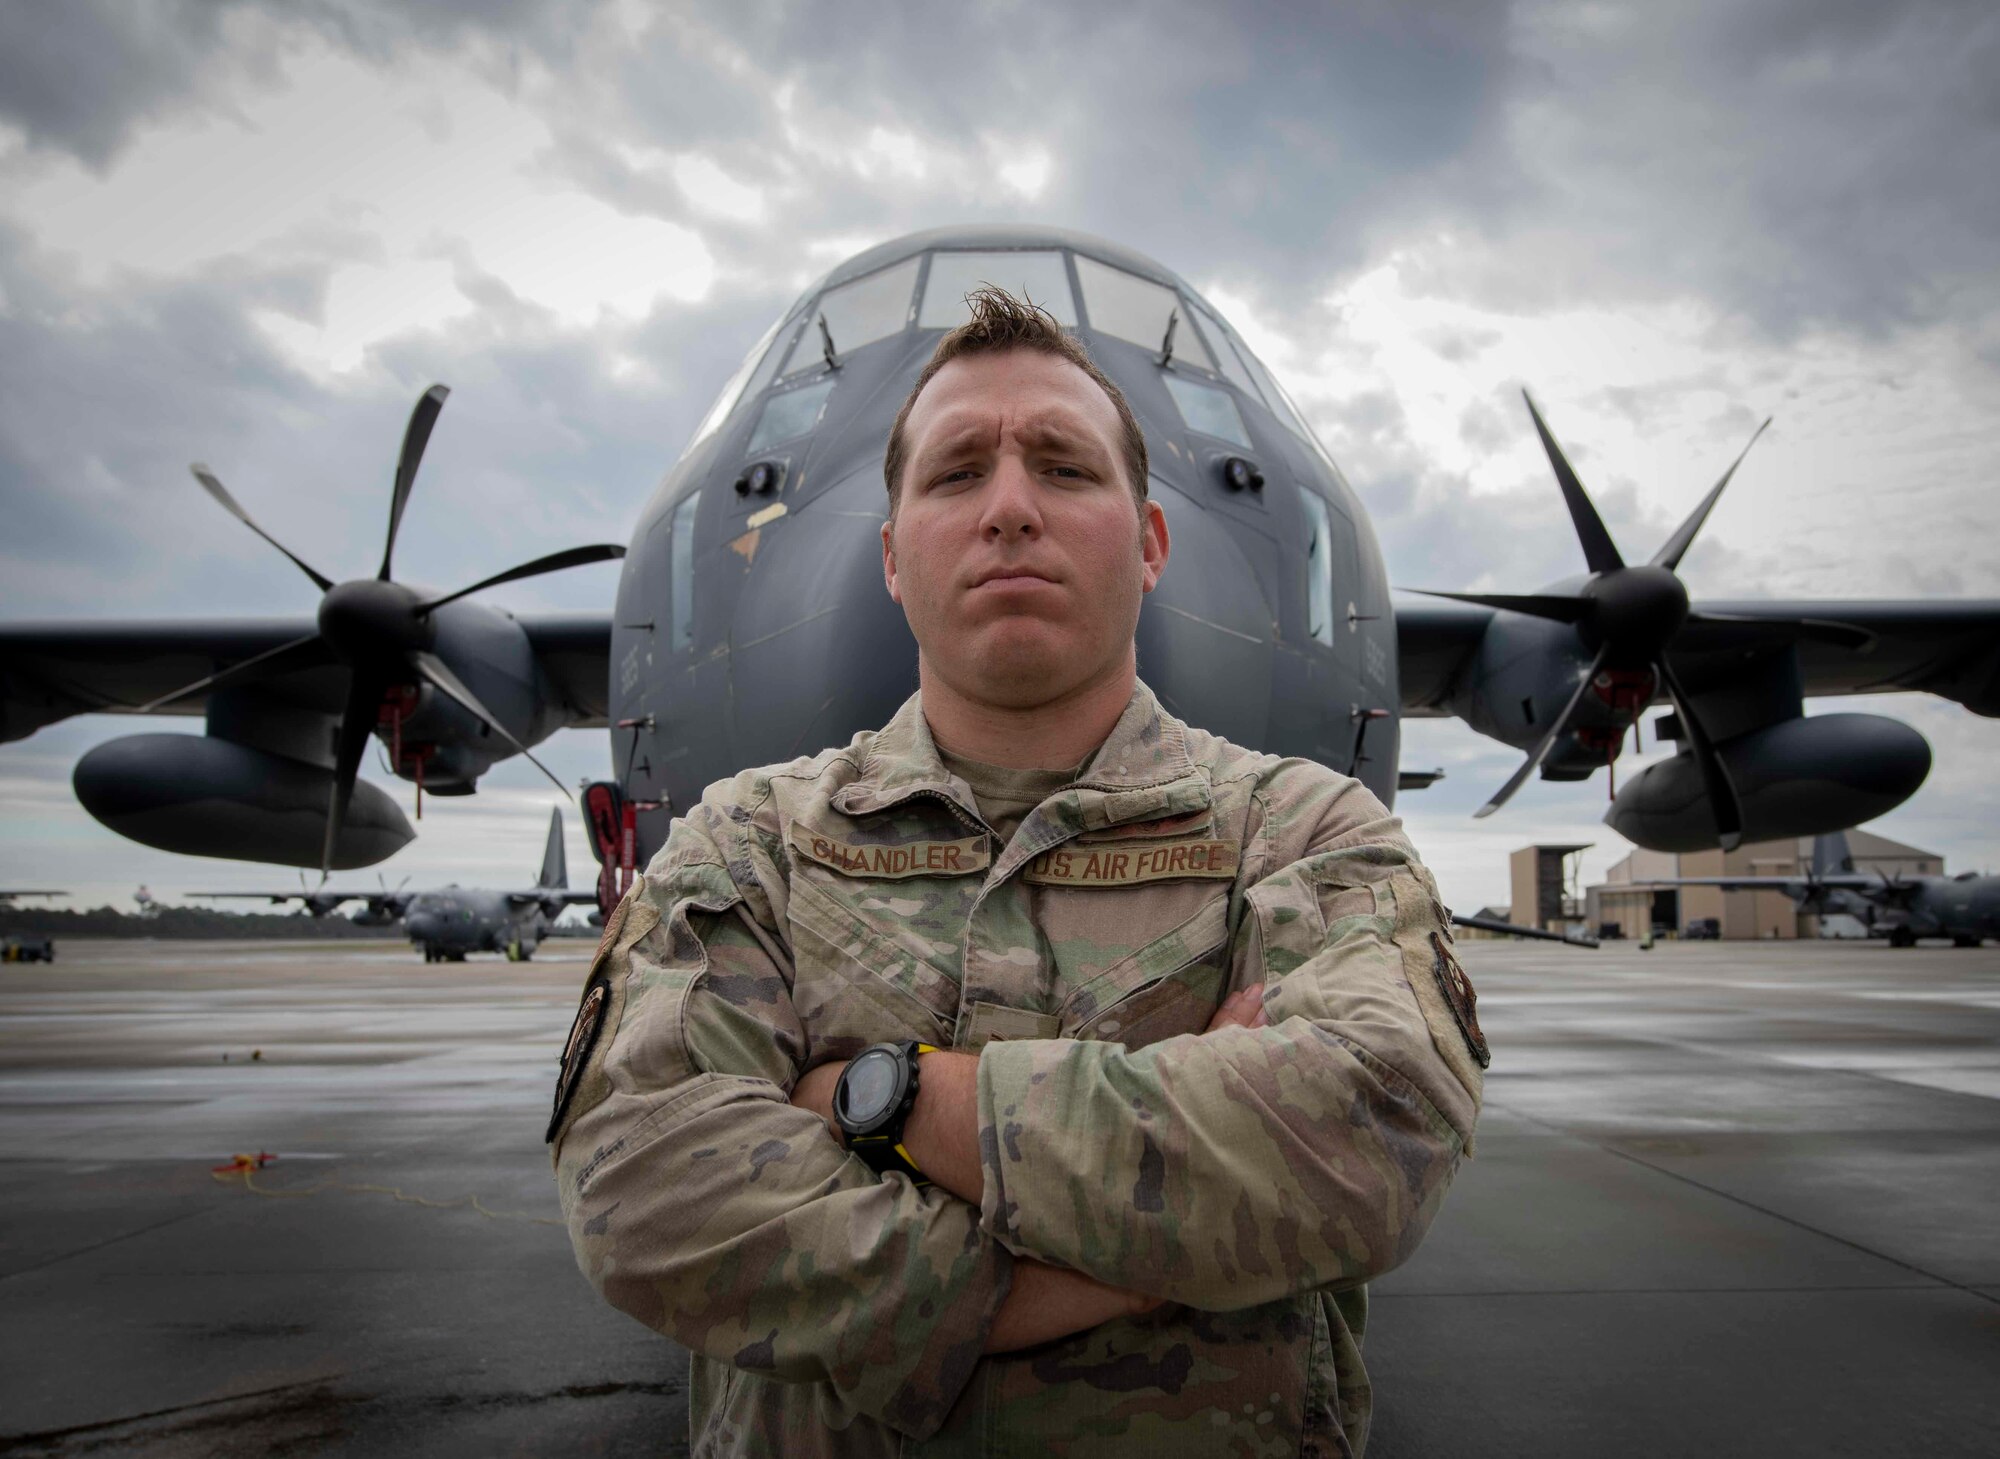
1419;392;1823;851
145;385;625;872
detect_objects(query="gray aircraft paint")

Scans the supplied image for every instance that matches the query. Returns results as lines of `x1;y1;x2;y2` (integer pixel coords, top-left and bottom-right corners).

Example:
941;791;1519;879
609;225;1397;868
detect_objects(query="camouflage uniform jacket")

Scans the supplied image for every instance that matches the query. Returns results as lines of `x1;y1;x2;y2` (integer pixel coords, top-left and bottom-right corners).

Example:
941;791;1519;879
550;681;1485;1457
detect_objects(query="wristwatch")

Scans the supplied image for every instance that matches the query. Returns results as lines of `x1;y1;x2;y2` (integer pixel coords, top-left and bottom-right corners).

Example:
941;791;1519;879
834;1039;937;1186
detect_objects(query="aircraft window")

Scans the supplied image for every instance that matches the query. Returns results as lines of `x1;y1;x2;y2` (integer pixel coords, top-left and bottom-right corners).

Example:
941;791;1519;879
1238;345;1326;453
919;251;1076;327
1163;374;1251;448
781;256;921;376
686;313;787;452
1188;300;1266;403
670;491;699;651
1301;490;1335;646
747;378;836;453
1074;256;1215;372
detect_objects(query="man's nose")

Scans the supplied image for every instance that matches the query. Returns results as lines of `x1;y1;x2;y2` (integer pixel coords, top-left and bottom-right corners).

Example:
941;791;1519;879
979;455;1043;539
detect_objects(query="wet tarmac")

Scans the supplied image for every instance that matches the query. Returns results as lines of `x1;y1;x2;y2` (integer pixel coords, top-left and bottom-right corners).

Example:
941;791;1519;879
2;937;1995;1456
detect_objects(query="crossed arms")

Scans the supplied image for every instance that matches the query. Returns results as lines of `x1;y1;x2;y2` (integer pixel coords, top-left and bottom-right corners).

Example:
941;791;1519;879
787;981;1272;1353
552;778;1474;1438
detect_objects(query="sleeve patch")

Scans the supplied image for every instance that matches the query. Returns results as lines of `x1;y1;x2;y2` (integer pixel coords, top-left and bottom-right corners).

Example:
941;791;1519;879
546;978;610;1143
1429;932;1490;1069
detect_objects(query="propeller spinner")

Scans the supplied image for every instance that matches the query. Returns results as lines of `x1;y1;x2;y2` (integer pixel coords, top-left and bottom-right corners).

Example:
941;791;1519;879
145;385;624;872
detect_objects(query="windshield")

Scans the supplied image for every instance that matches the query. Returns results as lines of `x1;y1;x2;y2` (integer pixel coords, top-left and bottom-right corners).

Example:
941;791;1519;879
1074;255;1216;373
920;250;1076;327
780;257;921;375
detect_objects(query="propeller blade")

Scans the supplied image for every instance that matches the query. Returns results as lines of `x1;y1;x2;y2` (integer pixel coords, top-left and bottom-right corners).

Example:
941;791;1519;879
1522;391;1625;575
379;384;450;581
409;651;572;800
1682;612;1876;651
1474;644;1611;819
415;543;627;614
323;672;383;875
191;465;335;591
1650;417;1771;571
136;633;332;713
1405;588;1587;624
1654;655;1743;852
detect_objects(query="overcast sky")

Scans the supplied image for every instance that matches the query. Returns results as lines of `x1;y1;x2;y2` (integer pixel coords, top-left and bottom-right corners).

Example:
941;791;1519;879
2;0;1996;914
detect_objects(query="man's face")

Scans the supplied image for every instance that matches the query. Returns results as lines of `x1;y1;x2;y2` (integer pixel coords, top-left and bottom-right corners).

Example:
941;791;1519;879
883;349;1169;710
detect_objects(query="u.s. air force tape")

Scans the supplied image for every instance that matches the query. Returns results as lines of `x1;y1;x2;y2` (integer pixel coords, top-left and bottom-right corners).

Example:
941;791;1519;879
789;823;990;879
1022;838;1239;887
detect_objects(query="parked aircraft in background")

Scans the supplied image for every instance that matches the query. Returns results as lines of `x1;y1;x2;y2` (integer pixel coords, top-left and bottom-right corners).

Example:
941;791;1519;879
4;225;1996;912
195;808;594;960
193;873;409;923
1663;831;1998;947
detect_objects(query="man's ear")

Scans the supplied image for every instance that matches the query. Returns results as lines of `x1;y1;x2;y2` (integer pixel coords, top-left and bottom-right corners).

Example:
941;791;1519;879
1139;498;1170;594
881;519;903;604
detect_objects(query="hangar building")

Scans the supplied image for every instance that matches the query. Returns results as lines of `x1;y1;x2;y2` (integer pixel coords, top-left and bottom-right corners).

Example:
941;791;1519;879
1586;830;1943;940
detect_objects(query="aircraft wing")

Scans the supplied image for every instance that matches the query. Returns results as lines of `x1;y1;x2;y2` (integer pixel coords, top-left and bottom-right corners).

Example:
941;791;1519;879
506;890;602;907
0;618;332;739
0;612;613;740
520;614;614;728
1395;596;2000;718
1657;874;1885;892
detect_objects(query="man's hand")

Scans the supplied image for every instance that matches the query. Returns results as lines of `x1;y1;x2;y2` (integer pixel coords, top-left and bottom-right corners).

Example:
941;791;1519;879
1206;981;1268;1034
790;1059;846;1141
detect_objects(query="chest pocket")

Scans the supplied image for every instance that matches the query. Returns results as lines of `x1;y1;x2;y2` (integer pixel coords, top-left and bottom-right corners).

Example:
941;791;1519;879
785;866;977;1055
1057;895;1232;1049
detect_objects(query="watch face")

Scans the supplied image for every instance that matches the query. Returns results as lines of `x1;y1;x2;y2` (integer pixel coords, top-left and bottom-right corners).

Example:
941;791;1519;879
838;1049;900;1127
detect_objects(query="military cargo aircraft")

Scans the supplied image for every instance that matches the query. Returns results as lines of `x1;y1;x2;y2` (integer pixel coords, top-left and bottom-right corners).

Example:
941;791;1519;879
192;874;409;923
1661;830;1999;948
193;808;594;961
2;225;1995;909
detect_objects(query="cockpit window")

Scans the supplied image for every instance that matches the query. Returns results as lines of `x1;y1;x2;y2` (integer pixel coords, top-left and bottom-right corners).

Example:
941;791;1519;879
919;251;1076;327
1163;374;1251;448
747;377;836;453
780;256;921;376
1074;255;1216;373
686;312;787;453
1188;299;1266;404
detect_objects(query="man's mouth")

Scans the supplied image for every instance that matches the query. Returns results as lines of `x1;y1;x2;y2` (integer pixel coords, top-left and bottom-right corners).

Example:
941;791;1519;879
970;567;1058;589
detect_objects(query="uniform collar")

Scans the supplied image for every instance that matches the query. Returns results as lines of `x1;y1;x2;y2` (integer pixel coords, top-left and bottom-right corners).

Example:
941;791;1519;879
832;678;1208;831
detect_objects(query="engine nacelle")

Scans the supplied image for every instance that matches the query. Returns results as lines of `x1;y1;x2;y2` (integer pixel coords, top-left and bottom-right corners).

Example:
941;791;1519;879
1606;712;1930;852
74;733;414;869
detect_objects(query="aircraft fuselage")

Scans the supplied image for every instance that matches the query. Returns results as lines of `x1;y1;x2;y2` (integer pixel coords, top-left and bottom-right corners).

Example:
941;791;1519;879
606;226;1398;865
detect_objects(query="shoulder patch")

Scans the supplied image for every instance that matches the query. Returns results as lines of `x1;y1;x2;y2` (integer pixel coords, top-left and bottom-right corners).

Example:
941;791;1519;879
1023;838;1239;887
788;822;990;879
1429;931;1489;1069
546;978;610;1143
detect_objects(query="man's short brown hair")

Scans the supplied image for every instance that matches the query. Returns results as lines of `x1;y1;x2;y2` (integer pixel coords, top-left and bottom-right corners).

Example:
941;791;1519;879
883;285;1149;512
